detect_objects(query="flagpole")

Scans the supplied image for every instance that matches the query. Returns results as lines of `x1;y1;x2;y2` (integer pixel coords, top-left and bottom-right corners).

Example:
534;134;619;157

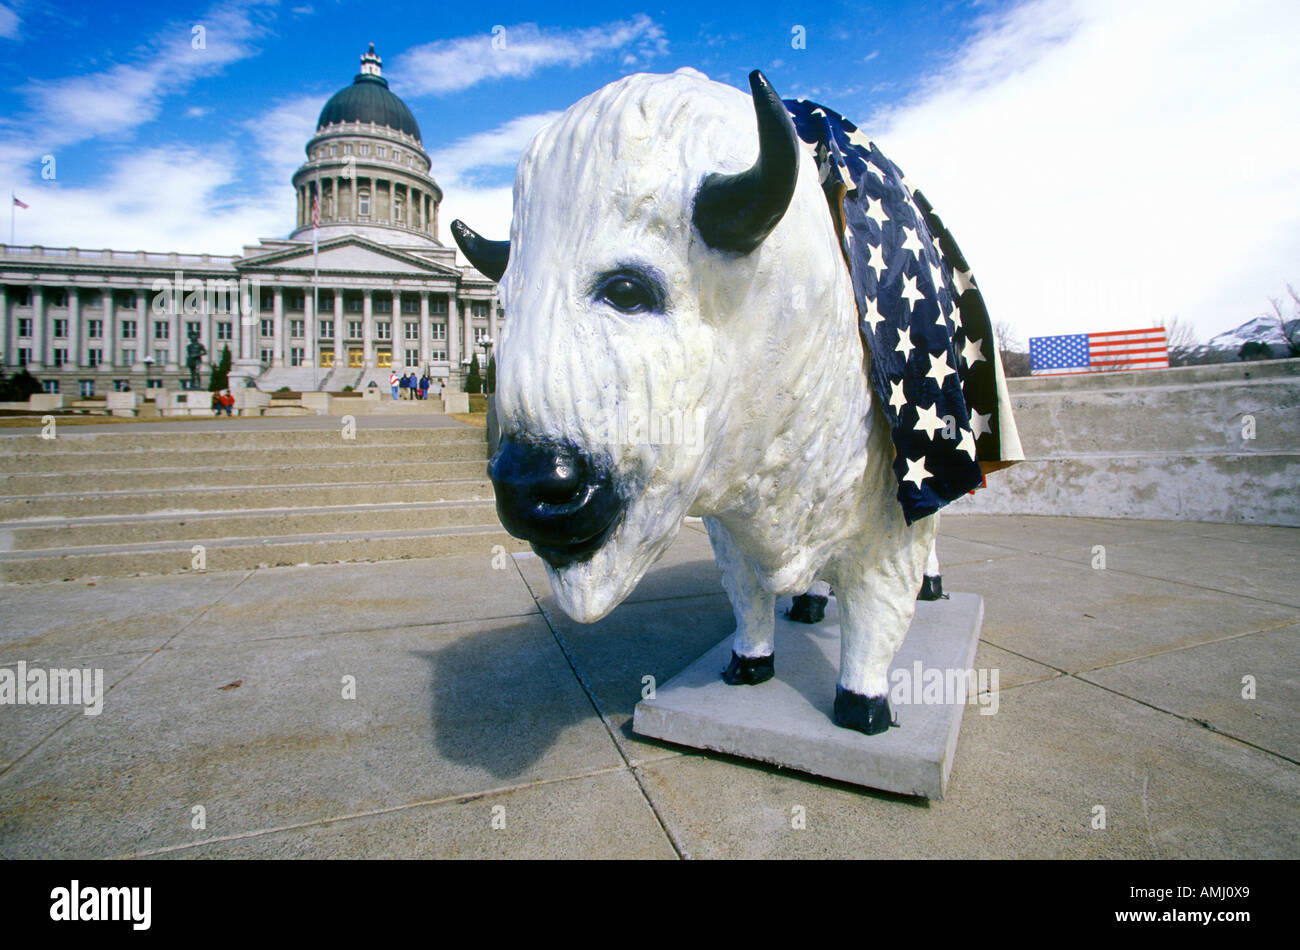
10;193;14;246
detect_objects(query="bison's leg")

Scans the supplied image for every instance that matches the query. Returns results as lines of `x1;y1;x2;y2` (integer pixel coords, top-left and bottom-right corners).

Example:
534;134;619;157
829;515;937;735
704;517;776;685
917;529;944;601
788;579;831;623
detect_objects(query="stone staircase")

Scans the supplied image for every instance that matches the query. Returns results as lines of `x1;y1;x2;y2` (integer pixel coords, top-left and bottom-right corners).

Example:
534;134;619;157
0;425;528;582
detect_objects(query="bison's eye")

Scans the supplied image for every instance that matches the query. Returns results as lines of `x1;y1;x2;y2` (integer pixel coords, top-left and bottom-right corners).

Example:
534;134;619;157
591;268;665;315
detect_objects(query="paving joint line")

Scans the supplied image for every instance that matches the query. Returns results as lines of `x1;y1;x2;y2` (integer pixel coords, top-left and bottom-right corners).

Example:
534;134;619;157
511;555;686;859
0;568;259;781
121;764;637;858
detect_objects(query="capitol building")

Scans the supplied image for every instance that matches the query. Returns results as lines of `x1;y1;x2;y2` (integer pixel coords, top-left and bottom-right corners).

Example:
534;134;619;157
0;44;500;396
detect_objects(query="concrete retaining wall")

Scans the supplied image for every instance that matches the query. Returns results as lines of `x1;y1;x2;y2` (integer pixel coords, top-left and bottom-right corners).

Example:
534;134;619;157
947;358;1300;526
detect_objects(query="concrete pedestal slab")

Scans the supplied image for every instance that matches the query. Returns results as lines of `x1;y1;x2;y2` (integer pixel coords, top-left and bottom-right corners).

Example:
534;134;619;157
633;592;985;798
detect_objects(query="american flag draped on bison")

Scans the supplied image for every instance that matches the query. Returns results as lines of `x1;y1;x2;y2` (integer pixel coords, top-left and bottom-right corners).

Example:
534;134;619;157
454;68;1021;735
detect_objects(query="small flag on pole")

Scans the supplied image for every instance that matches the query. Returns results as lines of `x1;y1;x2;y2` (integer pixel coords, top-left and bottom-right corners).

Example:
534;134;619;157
12;196;28;209
1029;328;1169;376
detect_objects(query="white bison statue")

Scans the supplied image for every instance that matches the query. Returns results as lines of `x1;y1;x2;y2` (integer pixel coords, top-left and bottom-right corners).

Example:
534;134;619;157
454;68;1019;735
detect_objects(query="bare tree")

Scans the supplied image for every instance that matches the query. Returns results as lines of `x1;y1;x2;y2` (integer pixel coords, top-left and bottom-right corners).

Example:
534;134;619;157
1265;284;1300;357
1156;315;1200;367
993;321;1031;377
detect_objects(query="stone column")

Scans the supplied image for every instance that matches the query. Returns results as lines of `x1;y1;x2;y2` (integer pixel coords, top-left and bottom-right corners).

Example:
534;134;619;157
392;290;401;367
362;289;373;366
271;286;284;368
67;286;81;369
303;286;315;373
447;293;459;372
419;291;430;366
463;301;473;363
104;288;117;369
30;285;45;370
0;286;10;366
135;290;147;371
240;282;254;361
489;301;498;352
333;290;344;367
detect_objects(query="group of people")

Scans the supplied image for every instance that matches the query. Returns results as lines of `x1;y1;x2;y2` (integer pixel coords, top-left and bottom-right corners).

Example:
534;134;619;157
210;389;236;416
388;371;441;401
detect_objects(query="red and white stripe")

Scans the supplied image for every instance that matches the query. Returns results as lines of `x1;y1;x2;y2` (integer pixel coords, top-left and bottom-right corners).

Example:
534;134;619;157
1087;327;1168;372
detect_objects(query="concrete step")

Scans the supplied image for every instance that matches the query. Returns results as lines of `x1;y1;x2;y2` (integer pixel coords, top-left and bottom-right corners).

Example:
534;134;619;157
0;425;484;454
0;525;531;583
0;458;489;494
0;441;488;473
4;499;502;549
0;478;495;520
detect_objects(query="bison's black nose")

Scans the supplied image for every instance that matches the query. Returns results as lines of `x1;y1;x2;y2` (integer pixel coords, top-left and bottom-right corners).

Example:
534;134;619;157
488;438;627;567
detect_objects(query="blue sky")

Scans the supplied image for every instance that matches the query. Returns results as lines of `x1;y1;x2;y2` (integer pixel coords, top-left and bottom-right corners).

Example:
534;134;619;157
2;0;1299;343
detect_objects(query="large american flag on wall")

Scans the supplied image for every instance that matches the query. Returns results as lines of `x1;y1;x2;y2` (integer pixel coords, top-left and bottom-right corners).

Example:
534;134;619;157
1029;328;1169;376
784;98;1023;524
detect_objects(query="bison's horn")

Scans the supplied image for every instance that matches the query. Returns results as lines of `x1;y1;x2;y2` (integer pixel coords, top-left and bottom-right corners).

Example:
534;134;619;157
451;220;510;281
692;70;800;255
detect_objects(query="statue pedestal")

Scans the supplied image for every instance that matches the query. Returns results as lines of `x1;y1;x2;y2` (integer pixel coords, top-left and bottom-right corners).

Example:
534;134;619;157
633;593;985;799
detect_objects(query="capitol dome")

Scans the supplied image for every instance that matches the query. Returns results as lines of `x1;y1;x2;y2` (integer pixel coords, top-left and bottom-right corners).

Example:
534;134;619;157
316;43;422;142
290;44;441;247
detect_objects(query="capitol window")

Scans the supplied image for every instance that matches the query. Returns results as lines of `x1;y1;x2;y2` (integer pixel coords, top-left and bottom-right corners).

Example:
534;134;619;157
376;146;385;158
87;319;103;338
120;320;136;339
393;196;403;223
17;317;32;337
359;144;369;156
330;144;337;156
358;190;370;216
344;144;353;155
375;321;391;340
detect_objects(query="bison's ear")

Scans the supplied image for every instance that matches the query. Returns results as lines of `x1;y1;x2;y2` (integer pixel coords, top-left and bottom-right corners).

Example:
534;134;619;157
691;70;800;255
452;220;510;281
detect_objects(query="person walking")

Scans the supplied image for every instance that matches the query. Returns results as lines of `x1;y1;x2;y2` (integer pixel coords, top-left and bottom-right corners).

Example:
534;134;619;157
389;370;400;400
419;373;430;401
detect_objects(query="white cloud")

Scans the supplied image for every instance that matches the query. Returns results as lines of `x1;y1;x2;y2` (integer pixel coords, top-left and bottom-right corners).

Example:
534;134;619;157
391;16;669;97
427;112;562;260
427;111;561;186
9;0;273;151
7;146;285;253
869;0;1300;342
0;4;19;39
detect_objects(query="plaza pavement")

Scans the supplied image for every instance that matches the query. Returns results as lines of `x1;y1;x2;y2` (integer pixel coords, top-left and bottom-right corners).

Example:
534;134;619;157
0;512;1296;859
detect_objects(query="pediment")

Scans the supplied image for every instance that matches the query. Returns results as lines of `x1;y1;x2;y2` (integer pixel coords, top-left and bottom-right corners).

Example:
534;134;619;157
238;237;460;277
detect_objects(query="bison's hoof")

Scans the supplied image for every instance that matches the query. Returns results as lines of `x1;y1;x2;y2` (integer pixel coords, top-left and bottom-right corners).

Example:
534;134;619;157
787;593;828;624
722;651;775;685
833;686;895;735
917;575;945;601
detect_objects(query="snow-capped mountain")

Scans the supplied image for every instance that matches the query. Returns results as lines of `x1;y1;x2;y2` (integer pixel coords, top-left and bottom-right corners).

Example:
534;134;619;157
1205;315;1300;351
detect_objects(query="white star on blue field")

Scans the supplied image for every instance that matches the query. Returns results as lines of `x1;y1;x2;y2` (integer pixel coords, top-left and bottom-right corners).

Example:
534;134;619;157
2;0;1298;345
